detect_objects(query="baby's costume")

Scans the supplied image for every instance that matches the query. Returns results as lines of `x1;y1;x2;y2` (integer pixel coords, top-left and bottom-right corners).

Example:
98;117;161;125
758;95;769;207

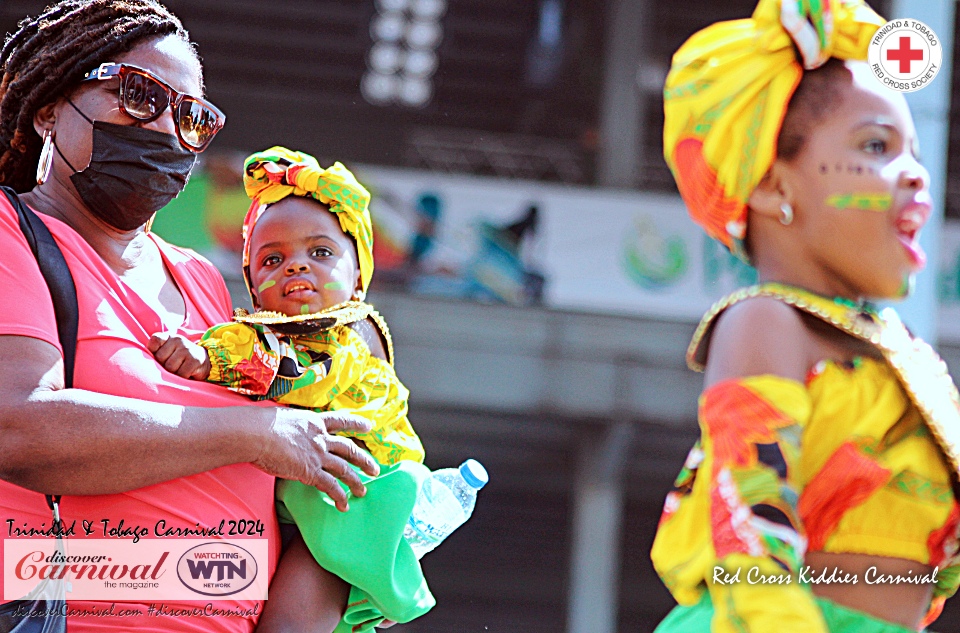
654;1;960;631
200;302;423;466
199;147;433;632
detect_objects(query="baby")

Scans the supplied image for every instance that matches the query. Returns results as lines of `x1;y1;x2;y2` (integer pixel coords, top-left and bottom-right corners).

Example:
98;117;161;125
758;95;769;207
149;147;432;633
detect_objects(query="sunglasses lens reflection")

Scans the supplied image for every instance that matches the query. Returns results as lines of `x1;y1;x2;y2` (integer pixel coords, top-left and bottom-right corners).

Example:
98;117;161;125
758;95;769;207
177;99;220;150
121;72;169;120
120;69;222;151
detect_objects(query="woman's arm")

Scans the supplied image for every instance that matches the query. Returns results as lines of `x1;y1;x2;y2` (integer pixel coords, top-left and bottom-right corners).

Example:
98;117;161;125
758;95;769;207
0;335;378;509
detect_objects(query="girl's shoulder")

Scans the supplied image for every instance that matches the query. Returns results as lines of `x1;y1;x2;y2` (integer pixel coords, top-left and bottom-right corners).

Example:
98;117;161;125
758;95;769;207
691;283;887;387
703;295;813;386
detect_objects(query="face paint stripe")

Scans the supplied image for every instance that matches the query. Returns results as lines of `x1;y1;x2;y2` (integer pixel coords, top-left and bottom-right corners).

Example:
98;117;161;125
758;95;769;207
258;280;277;293
826;193;892;212
897;276;914;299
324;281;348;290
301;304;311;314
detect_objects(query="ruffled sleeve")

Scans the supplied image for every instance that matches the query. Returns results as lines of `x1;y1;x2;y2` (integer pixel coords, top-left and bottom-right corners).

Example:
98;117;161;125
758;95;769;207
651;375;827;632
198;322;281;396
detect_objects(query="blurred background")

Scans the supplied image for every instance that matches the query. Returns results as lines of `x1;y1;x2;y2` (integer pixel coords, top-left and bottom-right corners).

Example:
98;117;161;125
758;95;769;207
4;0;960;630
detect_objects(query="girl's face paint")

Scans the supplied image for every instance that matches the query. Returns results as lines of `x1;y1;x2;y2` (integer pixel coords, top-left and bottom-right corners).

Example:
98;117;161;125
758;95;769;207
324;280;348;291
820;163;868;175
896;275;913;299
301;304;311;314
258;280;277;293
825;193;892;212
770;61;931;301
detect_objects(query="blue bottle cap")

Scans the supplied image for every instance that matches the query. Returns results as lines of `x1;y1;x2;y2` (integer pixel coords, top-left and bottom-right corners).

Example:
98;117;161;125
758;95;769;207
459;459;489;489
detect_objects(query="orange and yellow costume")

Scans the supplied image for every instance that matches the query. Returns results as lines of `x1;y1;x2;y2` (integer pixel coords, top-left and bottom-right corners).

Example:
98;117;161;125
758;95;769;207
652;283;960;631
656;2;960;630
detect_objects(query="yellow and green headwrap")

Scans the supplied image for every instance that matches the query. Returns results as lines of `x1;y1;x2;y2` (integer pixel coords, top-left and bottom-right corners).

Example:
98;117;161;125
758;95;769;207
241;146;374;302
663;0;884;260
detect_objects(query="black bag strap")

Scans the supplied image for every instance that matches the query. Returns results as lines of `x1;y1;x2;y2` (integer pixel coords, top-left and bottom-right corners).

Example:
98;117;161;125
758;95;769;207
1;185;77;529
1;186;78;388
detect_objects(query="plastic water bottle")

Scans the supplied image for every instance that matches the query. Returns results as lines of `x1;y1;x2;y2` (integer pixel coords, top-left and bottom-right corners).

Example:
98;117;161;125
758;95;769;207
404;459;489;559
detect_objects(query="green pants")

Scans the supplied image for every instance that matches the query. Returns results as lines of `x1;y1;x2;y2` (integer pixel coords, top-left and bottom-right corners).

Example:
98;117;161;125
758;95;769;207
277;461;436;633
655;591;918;633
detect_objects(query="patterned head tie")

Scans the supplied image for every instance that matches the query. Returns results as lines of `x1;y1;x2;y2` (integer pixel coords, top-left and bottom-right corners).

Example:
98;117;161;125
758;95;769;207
663;0;884;261
241;146;373;303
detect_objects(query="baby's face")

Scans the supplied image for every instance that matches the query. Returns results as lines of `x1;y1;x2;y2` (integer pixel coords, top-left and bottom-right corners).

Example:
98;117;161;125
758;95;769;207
247;197;361;315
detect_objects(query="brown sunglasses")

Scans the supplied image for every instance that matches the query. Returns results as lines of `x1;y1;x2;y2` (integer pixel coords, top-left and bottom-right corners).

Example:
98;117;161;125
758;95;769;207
81;62;225;152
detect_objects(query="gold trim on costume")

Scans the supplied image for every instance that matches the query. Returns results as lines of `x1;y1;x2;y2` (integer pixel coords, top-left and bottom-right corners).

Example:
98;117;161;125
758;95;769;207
234;300;372;328
688;282;960;478
233;300;395;365
365;309;395;366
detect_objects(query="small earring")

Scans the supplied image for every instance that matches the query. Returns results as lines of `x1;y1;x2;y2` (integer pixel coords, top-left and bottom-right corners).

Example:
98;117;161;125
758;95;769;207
353;290;366;302
36;129;55;186
779;202;794;226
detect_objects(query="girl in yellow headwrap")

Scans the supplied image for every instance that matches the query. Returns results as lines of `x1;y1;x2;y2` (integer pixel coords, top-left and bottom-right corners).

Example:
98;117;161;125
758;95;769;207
653;1;960;632
147;147;434;633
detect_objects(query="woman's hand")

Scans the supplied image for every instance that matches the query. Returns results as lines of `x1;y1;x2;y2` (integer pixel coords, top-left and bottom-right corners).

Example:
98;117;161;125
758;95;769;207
147;332;212;380
255;409;380;511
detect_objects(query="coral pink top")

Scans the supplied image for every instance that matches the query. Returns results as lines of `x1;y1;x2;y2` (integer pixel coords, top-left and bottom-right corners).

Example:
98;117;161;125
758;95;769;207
0;195;280;632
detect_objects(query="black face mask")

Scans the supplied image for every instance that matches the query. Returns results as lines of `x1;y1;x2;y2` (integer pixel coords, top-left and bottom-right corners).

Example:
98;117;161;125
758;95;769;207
56;100;197;231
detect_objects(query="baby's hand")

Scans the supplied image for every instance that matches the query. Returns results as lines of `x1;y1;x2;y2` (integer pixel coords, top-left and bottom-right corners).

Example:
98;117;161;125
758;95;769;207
147;332;212;380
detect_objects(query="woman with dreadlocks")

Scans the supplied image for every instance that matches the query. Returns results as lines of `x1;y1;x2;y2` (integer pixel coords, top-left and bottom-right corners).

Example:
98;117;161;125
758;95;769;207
0;2;379;631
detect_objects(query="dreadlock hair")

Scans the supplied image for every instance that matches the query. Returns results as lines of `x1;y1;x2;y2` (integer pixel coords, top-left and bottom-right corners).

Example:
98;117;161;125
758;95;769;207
0;0;195;192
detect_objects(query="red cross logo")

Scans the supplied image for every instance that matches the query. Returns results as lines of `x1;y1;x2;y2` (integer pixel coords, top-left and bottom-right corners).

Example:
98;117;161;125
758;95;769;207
887;36;924;74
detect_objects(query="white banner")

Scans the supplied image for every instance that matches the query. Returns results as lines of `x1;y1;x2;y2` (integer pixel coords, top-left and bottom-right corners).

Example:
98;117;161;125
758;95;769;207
357;165;756;320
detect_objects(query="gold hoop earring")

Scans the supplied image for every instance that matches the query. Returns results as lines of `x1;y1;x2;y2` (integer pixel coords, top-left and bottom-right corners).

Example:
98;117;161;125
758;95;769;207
779;202;794;226
36;130;55;186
